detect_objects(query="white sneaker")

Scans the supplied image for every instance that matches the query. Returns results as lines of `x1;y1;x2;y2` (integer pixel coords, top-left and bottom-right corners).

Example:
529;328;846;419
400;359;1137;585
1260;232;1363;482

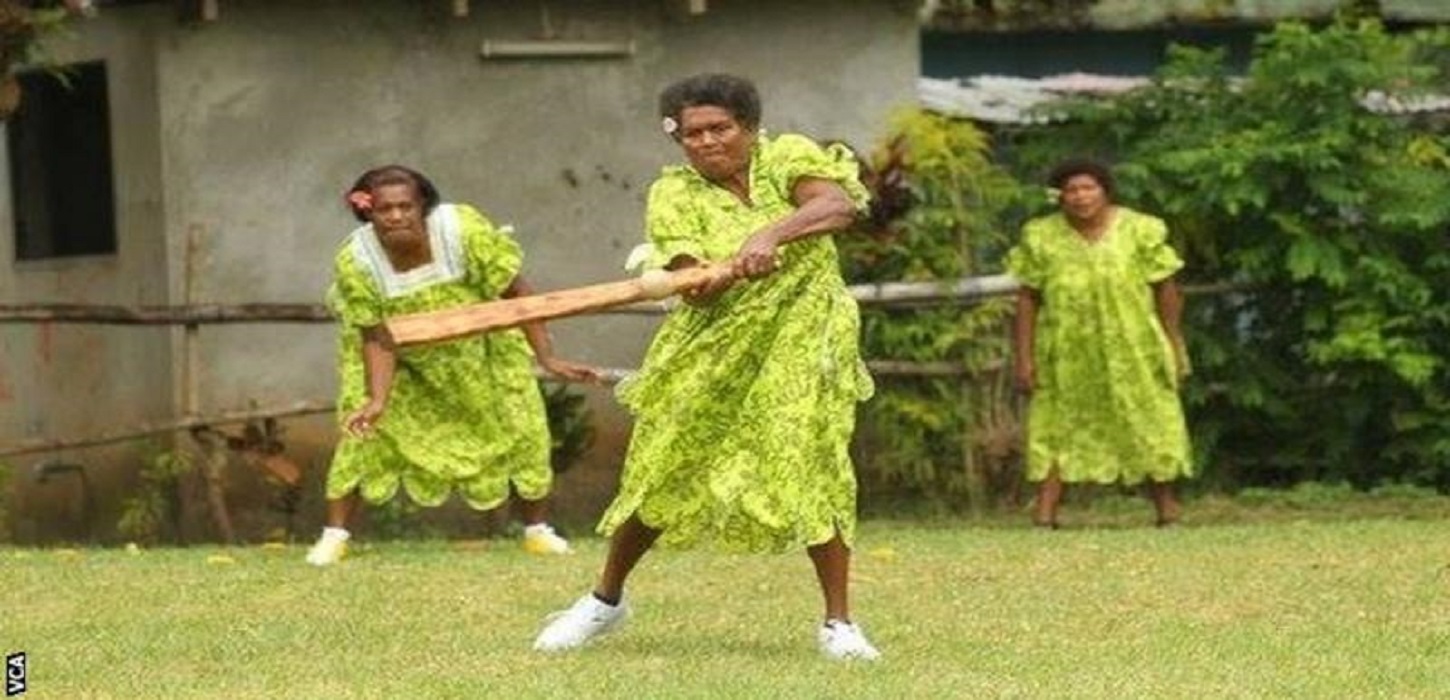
818;620;881;661
522;523;572;555
533;594;630;652
305;527;350;566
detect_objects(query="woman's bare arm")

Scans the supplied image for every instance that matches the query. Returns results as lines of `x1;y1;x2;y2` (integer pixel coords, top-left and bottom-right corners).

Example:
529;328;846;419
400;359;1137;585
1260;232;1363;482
1014;287;1040;393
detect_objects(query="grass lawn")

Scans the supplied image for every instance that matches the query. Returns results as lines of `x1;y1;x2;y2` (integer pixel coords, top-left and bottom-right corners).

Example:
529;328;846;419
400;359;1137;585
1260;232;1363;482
3;493;1449;699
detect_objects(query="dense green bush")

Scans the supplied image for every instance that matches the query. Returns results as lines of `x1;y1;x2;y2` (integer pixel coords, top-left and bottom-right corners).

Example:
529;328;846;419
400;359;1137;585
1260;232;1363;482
544;383;595;474
842;109;1028;511
117;445;191;543
1006;19;1450;490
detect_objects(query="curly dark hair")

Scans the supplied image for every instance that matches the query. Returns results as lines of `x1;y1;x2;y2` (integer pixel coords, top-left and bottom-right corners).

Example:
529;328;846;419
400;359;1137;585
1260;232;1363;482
345;165;441;222
658;73;762;135
1048;158;1116;199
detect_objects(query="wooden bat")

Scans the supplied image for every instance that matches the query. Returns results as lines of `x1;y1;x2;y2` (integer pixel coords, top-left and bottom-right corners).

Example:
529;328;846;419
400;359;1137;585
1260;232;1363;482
385;264;734;346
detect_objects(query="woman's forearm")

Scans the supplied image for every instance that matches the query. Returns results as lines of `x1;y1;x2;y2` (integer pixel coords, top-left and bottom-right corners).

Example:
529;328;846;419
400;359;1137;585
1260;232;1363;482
520;320;555;362
1014;289;1039;363
770;179;859;245
1153;279;1184;338
360;326;396;406
504;276;557;362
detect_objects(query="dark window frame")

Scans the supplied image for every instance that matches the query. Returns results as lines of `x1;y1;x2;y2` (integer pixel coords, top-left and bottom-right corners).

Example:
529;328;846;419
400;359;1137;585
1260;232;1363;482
7;60;118;262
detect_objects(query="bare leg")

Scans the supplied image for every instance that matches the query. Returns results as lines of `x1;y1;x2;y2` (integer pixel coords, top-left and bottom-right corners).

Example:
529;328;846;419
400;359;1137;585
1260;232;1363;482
595;514;661;603
307;491;359;565
1148;480;1181;527
325;491;361;529
807;533;851;622
517;497;548;526
1033;471;1063;528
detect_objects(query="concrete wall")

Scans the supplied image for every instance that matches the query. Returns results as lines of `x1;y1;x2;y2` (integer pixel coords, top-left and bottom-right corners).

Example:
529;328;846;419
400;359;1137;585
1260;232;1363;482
4;0;918;540
0;6;174;542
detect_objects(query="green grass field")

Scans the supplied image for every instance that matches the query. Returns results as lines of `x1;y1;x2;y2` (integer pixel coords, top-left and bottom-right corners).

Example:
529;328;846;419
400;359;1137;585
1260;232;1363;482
4;493;1450;699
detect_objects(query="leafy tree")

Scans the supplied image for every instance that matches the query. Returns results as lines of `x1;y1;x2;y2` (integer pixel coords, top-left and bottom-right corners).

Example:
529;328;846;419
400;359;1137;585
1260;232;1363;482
842;109;1028;511
1007;19;1450;489
0;0;92;118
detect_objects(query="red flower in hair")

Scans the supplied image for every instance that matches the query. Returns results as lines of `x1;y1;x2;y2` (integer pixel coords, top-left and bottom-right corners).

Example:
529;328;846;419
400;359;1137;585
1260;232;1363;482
347;190;374;212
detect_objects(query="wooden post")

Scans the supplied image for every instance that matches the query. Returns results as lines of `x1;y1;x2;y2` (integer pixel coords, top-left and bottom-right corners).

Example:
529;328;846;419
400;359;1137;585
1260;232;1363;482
191;429;236;544
451;0;469;17
180;224;235;543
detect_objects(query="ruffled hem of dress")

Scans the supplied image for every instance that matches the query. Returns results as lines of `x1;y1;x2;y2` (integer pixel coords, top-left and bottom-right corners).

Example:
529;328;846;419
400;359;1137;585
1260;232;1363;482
1025;462;1193;485
597;500;856;554
326;470;549;511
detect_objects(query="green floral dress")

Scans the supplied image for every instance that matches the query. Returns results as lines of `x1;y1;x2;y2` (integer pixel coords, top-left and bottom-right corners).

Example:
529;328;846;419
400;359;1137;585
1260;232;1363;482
325;204;552;509
597;133;875;553
1005;208;1192;485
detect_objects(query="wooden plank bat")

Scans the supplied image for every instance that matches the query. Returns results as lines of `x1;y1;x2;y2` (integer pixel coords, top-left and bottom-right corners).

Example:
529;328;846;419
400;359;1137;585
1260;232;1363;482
385;264;734;346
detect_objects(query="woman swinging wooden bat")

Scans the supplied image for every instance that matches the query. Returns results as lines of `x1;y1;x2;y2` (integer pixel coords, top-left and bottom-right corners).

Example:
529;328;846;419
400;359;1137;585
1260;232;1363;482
531;73;882;661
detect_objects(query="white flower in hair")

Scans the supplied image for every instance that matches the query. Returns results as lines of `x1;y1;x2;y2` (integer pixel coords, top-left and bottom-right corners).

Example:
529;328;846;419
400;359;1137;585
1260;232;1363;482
624;243;656;272
1045;187;1062;204
661;116;679;135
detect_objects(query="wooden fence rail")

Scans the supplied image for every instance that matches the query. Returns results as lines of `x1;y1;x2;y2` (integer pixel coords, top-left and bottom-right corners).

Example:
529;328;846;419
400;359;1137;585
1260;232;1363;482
0;276;1243;325
0;274;1234;457
0;360;993;457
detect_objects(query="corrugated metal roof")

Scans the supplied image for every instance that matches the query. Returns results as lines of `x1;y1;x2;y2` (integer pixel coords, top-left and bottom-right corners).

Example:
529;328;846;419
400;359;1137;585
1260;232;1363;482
926;0;1450;31
919;75;1450;123
1361;89;1450;115
1382;0;1450;21
918;75;1142;123
1088;0;1346;29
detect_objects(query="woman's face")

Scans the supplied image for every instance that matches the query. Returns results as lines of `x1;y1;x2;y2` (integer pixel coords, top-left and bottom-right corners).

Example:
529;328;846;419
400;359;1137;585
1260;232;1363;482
677;105;756;181
369;183;425;240
1058;174;1110;221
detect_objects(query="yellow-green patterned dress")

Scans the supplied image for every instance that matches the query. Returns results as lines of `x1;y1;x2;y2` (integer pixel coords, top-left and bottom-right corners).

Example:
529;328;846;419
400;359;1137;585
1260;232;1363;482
1005;208;1193;485
325;203;553;509
598;133;875;553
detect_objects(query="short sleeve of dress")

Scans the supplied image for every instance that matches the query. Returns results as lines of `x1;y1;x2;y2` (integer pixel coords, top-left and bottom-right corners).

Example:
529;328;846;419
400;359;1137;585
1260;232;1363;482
327;244;384;328
642;176;708;270
1132;214;1184;283
1004;219;1050;290
765;133;870;213
458;204;524;299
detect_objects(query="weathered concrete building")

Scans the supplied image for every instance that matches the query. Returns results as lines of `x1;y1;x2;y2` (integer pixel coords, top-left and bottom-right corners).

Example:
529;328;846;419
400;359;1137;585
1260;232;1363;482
12;0;1445;542
0;0;920;542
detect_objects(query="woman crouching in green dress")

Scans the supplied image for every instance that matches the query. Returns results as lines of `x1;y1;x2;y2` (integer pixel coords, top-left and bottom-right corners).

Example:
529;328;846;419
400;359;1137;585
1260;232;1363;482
305;165;599;565
1007;159;1193;529
533;74;881;660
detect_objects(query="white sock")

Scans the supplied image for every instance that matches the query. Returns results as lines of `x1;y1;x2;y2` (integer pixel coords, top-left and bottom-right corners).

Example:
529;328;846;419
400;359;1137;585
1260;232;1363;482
321;527;351;541
523;523;553;536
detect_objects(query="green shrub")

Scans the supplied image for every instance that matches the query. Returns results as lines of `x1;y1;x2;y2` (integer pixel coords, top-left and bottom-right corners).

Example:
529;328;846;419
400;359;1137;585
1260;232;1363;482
543;382;594;474
1008;19;1450;491
843;109;1028;511
117;445;191;543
